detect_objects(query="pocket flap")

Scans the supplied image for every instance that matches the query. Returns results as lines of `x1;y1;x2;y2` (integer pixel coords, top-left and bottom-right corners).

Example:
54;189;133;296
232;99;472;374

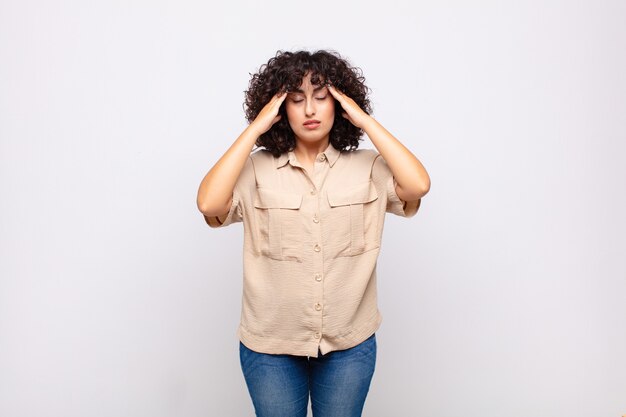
327;181;378;207
254;188;303;209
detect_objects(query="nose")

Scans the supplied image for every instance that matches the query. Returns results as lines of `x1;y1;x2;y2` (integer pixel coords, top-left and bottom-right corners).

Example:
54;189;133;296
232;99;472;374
305;98;316;117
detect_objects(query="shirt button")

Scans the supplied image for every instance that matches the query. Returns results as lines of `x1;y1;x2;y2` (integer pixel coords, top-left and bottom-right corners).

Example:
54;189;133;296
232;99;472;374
314;244;321;252
314;303;322;311
310;189;317;195
313;214;319;223
314;273;322;282
314;332;321;339
318;155;326;162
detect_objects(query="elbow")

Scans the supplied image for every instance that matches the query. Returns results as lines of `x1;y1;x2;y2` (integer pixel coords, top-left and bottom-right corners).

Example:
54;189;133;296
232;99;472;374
396;179;430;203
197;200;219;217
197;195;232;217
408;177;431;201
196;195;215;217
418;177;431;198
197;199;211;217
416;170;431;198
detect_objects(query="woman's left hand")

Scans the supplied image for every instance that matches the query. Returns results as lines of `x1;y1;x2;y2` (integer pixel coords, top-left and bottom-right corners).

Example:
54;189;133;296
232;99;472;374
327;85;371;129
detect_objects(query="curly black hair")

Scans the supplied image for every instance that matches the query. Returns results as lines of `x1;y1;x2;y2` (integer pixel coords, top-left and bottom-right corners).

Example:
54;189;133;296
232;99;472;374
244;50;372;157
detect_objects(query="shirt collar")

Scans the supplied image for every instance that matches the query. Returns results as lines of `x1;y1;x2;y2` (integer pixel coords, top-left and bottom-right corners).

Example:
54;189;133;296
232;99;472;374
276;152;290;168
276;143;341;169
323;144;341;167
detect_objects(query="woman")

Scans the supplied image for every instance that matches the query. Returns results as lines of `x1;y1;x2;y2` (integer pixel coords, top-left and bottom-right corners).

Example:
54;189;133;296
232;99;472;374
197;50;430;417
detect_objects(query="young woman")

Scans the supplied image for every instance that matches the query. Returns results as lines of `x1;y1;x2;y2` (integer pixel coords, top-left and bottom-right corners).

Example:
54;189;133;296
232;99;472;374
197;50;430;417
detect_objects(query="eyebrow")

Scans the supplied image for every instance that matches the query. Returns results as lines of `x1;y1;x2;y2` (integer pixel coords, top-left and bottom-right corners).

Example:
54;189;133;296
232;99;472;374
290;86;327;94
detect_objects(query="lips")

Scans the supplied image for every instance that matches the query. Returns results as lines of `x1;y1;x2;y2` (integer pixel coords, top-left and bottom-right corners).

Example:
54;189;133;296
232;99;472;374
303;119;321;126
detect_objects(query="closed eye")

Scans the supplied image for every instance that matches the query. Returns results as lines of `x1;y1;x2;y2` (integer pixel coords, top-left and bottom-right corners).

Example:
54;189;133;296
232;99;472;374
315;95;328;101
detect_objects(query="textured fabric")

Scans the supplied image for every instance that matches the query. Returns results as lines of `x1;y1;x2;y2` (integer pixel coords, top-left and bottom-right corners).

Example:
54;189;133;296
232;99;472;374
204;143;420;357
239;333;377;417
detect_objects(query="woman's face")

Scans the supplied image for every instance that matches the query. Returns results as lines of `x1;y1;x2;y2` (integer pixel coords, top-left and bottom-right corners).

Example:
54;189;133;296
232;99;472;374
285;73;335;144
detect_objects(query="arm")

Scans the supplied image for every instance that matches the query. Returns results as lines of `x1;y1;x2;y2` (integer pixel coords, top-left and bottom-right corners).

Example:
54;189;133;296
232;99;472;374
327;86;430;202
196;92;287;217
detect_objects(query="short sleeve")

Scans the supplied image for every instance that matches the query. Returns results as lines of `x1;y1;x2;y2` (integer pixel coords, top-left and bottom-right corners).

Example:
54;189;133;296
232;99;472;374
203;156;254;228
372;154;420;218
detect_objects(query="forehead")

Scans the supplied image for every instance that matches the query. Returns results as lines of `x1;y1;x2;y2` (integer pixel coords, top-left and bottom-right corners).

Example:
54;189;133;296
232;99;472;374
290;73;327;93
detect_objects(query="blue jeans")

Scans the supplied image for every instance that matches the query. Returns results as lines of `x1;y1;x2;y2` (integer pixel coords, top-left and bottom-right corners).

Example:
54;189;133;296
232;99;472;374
239;333;377;417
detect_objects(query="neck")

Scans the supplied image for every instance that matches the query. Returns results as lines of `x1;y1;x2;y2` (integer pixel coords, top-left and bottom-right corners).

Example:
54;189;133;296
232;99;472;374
293;138;330;164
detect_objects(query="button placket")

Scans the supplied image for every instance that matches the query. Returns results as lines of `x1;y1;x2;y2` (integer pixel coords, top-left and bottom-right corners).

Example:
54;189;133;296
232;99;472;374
310;173;325;344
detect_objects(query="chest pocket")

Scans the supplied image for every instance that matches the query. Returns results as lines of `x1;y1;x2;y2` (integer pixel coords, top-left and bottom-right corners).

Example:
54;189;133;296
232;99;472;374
326;180;379;257
253;188;303;262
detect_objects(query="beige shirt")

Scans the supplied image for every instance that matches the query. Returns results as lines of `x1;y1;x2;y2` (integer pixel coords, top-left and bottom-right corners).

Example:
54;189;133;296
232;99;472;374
204;143;420;357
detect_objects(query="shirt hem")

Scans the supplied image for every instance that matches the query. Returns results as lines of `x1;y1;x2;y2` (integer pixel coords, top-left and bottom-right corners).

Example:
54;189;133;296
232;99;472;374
237;312;383;358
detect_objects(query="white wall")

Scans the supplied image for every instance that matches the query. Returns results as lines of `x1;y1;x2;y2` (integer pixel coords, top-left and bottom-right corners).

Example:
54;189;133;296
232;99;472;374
1;0;625;416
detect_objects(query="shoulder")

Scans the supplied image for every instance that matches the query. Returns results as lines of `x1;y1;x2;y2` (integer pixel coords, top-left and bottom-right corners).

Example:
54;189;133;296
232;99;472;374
250;148;273;160
344;148;379;165
351;148;378;158
248;148;276;171
249;148;275;165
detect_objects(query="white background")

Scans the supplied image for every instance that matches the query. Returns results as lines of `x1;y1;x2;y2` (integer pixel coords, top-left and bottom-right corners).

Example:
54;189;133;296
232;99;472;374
1;0;625;416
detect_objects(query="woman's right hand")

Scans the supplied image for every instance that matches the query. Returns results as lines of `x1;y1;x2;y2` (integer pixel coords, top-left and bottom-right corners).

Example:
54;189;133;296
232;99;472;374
197;91;287;218
250;91;287;136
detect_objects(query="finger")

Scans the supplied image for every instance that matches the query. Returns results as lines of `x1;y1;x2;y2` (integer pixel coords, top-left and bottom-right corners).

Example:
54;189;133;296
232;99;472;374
273;91;287;107
265;92;286;114
270;90;286;102
327;85;343;100
272;114;281;125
